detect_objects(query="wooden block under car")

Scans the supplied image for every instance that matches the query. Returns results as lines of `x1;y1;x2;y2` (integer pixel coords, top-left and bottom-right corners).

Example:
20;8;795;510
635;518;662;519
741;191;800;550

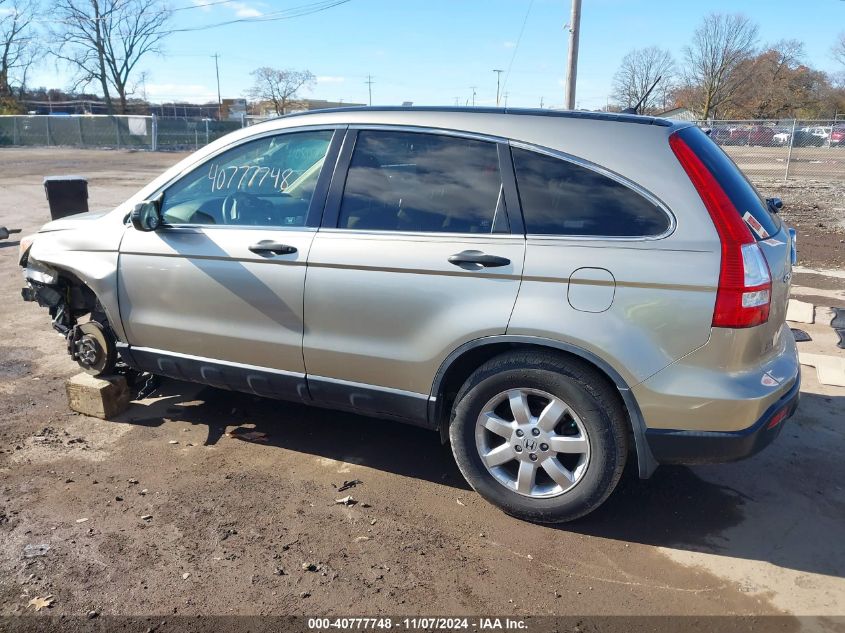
65;373;132;419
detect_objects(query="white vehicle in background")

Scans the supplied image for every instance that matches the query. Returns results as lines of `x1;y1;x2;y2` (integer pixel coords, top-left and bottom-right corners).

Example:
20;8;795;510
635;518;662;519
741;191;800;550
772;130;791;145
801;126;831;141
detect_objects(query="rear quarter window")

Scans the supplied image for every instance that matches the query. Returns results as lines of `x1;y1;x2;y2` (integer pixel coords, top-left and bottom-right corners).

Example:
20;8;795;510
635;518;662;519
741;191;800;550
676;126;780;239
511;147;671;237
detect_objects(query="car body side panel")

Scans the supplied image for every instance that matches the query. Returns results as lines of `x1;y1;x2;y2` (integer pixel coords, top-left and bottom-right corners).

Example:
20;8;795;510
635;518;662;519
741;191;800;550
26;212;128;342
303;230;525;395
507;240;719;388
633;323;799;432
118;226;315;373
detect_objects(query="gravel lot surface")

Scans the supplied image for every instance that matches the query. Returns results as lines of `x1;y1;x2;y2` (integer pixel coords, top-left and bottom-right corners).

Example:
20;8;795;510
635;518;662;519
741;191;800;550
0;148;843;627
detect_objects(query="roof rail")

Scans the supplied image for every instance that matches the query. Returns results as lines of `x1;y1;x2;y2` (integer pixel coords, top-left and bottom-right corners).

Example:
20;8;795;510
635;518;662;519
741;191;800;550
270;105;674;127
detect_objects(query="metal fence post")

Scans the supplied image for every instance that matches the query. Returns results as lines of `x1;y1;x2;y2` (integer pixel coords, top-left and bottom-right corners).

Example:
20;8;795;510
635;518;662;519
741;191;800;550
205;118;209;146
12;116;19;145
78;116;84;146
784;119;796;182
46;115;52;146
151;114;158;151
114;116;121;148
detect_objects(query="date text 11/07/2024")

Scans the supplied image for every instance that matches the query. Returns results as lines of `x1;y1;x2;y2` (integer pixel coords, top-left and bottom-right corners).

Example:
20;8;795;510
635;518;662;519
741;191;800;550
306;618;528;630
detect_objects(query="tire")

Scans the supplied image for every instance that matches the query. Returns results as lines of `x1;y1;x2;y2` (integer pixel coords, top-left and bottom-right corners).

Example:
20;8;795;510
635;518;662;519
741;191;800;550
449;351;628;523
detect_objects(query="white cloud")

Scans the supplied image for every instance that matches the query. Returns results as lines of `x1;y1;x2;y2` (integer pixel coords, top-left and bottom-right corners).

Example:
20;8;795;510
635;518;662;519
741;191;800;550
229;1;262;17
504;41;516;49
190;0;262;17
317;76;346;84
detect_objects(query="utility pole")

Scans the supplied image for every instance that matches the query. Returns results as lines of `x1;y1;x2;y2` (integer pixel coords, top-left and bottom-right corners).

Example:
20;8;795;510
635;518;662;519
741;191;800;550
365;75;374;106
493;69;504;106
503;92;509;107
212;53;222;120
564;0;582;110
470;86;477;106
539;96;545;108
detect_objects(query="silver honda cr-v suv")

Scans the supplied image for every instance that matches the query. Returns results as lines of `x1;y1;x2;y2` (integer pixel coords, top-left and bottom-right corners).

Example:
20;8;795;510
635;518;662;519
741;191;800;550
20;107;800;522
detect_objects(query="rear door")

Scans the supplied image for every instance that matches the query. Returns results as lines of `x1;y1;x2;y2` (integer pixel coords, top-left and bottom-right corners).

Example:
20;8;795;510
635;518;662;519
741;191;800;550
302;128;525;422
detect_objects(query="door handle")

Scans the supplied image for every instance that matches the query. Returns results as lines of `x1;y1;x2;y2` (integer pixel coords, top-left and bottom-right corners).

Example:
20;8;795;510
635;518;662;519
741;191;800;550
248;240;298;255
448;250;511;268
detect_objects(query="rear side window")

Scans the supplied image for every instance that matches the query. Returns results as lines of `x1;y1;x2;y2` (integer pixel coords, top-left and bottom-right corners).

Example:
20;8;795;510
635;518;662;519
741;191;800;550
511;147;670;237
338;130;507;233
675;126;780;239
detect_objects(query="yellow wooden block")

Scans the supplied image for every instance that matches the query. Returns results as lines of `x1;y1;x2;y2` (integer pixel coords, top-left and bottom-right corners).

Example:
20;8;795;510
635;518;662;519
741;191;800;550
66;373;131;419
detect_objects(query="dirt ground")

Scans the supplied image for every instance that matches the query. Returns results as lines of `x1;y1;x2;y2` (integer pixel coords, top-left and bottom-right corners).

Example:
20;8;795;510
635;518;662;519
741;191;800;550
723;145;845;183
1;148;844;627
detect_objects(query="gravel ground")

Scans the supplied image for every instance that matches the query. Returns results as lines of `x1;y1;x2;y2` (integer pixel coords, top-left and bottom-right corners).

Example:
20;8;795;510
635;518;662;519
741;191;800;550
0;148;843;627
756;181;845;271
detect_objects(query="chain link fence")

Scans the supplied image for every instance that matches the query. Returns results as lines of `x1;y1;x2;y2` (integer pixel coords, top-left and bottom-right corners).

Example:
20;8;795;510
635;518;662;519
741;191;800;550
2;114;843;183
0;114;243;151
693;119;845;182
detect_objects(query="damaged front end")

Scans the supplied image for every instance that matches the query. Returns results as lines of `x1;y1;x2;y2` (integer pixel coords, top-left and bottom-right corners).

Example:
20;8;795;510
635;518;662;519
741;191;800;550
21;255;117;377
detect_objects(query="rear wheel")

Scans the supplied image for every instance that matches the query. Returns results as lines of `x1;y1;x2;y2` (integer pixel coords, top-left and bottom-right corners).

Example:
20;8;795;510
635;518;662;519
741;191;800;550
449;351;628;523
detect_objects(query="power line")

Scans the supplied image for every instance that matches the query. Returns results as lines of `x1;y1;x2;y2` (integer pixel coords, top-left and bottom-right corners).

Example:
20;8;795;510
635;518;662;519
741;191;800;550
172;0;238;12
167;0;352;34
502;0;535;94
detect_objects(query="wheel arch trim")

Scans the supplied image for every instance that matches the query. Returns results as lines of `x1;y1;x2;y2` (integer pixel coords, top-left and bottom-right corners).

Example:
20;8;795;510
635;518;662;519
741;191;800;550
428;335;658;478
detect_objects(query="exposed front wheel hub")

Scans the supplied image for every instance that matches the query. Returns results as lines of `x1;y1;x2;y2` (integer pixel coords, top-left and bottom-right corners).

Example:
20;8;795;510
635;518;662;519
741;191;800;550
71;321;116;376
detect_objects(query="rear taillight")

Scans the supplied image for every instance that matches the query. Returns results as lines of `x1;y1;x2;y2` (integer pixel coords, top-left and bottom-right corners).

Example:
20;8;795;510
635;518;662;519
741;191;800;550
669;133;771;328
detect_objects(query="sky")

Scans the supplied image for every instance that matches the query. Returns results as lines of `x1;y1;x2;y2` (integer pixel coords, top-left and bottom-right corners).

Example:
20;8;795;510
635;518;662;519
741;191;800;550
29;0;845;111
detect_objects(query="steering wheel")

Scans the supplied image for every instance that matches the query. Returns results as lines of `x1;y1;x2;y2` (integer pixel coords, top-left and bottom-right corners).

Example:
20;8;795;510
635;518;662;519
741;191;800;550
220;191;251;225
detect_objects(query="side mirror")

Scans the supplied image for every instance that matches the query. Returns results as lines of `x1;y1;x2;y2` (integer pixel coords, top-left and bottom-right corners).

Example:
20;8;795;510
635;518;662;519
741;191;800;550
766;197;783;213
130;197;162;232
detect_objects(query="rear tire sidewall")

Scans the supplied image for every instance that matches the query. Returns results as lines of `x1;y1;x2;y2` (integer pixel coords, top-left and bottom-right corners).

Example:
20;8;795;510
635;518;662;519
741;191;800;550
450;365;624;523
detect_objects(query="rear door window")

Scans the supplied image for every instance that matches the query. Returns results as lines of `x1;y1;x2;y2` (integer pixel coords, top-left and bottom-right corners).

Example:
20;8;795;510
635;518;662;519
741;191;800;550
675;126;780;238
511;147;670;237
337;130;507;233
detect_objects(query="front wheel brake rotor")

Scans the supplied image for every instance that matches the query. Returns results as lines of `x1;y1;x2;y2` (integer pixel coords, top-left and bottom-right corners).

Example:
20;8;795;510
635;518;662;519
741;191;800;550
74;321;116;376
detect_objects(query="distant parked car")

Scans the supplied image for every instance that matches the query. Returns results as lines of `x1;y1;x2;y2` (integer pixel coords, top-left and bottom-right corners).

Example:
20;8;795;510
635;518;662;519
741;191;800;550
801;126;831;142
748;126;775;146
710;126;733;145
830;125;844;147
792;130;824;147
772;130;791;145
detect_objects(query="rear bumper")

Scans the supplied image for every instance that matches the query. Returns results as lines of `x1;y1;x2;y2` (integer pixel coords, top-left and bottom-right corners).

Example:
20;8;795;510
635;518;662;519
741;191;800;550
645;373;800;465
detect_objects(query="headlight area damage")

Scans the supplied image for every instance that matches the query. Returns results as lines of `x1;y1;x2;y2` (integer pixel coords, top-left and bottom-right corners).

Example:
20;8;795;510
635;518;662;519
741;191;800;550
21;255;117;376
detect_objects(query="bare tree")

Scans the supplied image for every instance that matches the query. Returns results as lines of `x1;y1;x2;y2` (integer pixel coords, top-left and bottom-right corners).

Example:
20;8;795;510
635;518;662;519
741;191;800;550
0;0;38;100
248;67;315;115
50;0;170;114
611;47;675;114
682;13;759;119
834;32;845;67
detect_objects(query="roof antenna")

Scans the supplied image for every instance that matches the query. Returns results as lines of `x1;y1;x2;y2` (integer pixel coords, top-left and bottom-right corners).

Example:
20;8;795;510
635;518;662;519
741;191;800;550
620;75;662;115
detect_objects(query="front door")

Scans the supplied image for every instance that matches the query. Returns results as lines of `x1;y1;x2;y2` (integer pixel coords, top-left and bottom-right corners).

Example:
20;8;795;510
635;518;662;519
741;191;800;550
118;128;341;398
303;128;525;422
